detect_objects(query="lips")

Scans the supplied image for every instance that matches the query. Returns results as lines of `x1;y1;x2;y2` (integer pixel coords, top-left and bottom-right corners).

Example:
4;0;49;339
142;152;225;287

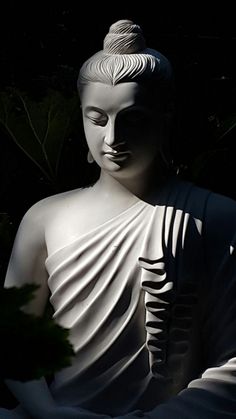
103;146;131;156
103;149;131;161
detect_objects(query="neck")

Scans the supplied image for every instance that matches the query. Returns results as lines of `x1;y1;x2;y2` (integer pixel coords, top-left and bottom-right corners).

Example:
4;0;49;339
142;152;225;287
95;163;169;203
95;172;138;203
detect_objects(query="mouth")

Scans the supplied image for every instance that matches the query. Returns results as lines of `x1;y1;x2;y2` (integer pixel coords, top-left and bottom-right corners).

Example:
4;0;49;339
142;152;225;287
103;148;131;161
104;151;131;161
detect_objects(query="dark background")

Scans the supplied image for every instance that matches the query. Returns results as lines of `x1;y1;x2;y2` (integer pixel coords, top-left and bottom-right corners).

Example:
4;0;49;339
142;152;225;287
0;1;236;406
1;0;236;295
1;3;236;206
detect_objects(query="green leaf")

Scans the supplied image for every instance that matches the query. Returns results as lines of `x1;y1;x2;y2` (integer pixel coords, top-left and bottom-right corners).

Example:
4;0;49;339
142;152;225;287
0;284;39;314
216;112;236;141
0;284;75;381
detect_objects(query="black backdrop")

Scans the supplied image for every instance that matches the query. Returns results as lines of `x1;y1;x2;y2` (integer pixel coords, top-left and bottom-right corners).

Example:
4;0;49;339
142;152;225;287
0;0;236;408
0;2;236;264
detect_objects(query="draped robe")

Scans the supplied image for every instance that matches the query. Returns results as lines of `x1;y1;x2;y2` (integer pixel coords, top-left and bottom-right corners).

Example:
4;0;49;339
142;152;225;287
43;178;236;417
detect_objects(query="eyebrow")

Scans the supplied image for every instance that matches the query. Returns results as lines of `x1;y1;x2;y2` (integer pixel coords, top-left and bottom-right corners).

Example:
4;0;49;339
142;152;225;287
84;105;148;115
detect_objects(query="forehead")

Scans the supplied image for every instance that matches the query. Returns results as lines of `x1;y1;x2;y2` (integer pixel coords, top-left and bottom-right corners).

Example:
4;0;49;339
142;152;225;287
81;81;151;113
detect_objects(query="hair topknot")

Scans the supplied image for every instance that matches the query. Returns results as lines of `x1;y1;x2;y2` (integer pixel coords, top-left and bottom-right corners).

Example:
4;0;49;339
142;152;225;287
78;18;174;99
103;19;146;54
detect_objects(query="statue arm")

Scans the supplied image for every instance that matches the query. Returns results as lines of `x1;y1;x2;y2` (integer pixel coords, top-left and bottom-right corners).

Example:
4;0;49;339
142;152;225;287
3;202;57;418
4;201;49;314
3;202;111;419
117;192;236;419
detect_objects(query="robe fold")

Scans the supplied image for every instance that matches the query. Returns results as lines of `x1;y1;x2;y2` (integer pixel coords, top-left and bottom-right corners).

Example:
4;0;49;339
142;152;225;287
44;179;236;418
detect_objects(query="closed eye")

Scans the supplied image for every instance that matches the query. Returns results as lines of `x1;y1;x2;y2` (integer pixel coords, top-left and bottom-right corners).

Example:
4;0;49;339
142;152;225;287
85;108;108;126
88;116;108;126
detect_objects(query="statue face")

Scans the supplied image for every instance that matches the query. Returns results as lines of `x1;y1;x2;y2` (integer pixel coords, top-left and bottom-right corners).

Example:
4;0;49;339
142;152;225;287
81;81;163;180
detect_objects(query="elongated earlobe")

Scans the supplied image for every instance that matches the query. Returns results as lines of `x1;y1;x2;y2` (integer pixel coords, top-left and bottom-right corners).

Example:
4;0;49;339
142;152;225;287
87;150;94;164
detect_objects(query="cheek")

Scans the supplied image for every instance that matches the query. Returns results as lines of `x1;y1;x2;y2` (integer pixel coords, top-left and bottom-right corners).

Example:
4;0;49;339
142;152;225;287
128;128;159;152
125;118;158;144
133;130;160;160
137;144;159;161
83;123;103;148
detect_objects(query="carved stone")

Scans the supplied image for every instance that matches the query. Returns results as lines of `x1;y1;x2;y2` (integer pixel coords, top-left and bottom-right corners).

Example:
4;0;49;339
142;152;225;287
2;19;236;419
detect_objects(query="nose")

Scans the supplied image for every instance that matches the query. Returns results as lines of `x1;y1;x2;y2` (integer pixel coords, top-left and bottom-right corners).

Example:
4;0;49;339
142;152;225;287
104;118;124;148
104;119;116;147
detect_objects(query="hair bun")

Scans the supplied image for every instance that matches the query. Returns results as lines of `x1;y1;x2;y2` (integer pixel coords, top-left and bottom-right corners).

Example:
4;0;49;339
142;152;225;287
103;19;146;54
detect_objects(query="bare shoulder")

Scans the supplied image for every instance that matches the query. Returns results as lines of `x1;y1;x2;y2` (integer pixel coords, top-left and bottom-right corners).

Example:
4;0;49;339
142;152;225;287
22;187;89;225
23;187;95;255
8;187;89;268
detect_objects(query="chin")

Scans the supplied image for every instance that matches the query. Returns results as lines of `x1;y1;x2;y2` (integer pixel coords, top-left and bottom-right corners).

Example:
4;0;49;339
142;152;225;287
101;160;129;173
108;167;147;181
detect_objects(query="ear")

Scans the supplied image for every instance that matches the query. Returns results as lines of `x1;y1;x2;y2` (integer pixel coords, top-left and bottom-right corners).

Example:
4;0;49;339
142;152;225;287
87;150;94;164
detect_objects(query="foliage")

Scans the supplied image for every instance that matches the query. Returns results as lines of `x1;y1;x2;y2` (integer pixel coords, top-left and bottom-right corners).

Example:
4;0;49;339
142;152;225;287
0;284;75;381
0;88;79;185
188;111;236;186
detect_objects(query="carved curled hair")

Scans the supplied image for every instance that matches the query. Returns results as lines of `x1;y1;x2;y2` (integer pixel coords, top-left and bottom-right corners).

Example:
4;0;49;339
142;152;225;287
77;19;174;99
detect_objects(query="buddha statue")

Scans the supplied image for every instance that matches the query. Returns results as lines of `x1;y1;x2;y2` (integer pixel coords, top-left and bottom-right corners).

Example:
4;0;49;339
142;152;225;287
1;19;236;419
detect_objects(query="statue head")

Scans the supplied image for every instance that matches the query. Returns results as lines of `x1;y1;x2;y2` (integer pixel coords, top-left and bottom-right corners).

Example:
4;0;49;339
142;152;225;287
77;20;175;184
77;19;174;112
